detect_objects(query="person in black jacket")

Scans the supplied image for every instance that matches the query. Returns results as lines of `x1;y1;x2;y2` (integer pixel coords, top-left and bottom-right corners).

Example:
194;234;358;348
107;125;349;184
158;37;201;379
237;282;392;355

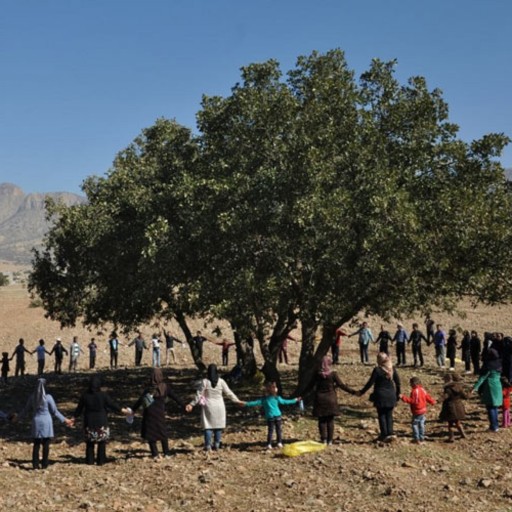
131;368;186;458
469;330;481;375
409;323;427;368
73;375;130;465
358;352;401;442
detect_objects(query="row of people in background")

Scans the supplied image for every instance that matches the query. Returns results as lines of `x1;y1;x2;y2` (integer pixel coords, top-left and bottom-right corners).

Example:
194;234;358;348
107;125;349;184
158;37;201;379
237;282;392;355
338;321;511;376
1;329;241;381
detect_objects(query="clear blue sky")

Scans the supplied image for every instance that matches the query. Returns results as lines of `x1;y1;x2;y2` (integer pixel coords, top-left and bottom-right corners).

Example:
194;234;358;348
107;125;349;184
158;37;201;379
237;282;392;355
1;0;511;194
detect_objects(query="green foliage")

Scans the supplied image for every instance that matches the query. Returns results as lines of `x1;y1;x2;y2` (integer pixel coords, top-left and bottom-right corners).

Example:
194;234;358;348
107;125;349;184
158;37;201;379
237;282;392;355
29;50;512;387
0;272;8;287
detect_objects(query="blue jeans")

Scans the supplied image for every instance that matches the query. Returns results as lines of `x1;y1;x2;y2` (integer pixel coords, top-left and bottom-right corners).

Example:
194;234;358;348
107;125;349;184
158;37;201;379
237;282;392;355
412;414;426;441
152;348;161;367
359;343;369;363
435;345;446;367
204;428;222;450
486;406;499;431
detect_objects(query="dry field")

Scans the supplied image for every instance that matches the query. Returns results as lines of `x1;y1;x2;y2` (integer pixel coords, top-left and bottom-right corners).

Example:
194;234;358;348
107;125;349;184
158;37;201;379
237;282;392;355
2;268;512;512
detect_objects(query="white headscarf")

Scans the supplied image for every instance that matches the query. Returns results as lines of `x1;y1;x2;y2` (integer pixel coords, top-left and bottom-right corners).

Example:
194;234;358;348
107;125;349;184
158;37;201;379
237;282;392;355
34;378;47;409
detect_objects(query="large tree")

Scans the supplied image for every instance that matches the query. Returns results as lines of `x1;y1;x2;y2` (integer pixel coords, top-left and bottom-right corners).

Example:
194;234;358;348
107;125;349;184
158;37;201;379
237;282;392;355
30;50;512;391
192;50;512;390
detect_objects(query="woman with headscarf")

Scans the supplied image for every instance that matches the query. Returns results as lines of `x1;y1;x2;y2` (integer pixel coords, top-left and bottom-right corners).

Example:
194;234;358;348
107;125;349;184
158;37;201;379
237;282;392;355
311;356;356;445
73;375;130;465
472;346;503;432
358;352;401;442
131;368;185;458
18;378;72;469
185;364;242;451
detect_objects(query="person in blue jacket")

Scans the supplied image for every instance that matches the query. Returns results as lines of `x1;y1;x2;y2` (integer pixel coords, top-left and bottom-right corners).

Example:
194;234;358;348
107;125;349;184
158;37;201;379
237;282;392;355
17;378;73;469
242;381;300;450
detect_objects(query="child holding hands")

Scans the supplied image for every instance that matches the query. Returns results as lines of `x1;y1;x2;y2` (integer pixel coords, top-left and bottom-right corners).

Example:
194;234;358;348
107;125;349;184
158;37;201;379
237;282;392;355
400;376;436;443
242;381;300;450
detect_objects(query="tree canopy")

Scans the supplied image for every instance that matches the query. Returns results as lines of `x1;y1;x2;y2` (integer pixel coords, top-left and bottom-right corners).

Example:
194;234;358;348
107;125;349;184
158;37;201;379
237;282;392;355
29;49;512;391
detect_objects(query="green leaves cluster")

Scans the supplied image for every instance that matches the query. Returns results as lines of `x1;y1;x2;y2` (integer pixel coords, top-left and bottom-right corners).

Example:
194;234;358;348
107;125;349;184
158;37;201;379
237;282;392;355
29;49;512;386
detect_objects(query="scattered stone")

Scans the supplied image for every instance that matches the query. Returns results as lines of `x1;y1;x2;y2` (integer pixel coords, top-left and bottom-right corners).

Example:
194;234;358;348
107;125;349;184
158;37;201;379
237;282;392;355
478;479;492;488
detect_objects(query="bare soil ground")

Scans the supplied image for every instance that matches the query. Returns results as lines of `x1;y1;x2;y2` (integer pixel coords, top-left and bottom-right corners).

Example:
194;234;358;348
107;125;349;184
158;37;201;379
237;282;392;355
1;276;512;512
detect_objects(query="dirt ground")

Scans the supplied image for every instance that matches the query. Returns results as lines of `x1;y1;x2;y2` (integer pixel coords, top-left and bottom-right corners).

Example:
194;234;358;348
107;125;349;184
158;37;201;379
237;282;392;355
1;272;512;512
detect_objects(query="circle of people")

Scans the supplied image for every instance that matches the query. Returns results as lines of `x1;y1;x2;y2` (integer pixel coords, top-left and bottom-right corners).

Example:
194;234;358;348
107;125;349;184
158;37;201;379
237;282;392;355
1;321;508;469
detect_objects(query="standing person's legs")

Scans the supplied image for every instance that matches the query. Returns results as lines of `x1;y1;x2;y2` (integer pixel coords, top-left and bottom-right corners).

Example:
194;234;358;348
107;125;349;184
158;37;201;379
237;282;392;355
417;344;424;366
148;441;159;457
86;441;95;465
32;438;41;469
502;407;510;428
161;438;170;455
318;416;328;442
170;348;176;364
266;419;276;447
385;407;394;436
96;441;106;465
324;415;335;444
396;344;402;365
412;414;425;441
38;360;44;375
359;343;365;364
213;429;222;449
204;429;213;450
222;352;228;366
376;408;389;439
487;406;499;431
471;353;480;374
274;418;283;446
377;407;394;439
41;438;50;468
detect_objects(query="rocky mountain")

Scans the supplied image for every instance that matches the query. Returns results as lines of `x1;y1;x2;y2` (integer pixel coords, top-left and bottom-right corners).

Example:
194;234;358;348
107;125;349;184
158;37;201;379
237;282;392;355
0;183;85;264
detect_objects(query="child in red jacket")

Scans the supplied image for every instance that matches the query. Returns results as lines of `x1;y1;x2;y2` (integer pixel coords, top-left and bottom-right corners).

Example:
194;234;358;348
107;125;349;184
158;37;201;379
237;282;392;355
401;376;436;443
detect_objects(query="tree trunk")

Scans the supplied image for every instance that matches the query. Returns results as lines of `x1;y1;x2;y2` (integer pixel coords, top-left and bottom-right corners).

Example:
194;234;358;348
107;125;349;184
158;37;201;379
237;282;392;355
174;309;206;372
233;329;257;378
296;315;321;396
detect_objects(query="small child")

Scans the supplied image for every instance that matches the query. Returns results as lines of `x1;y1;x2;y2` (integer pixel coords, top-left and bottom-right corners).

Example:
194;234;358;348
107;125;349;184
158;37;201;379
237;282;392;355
501;376;511;428
440;373;467;441
400;376;436;443
1;352;10;384
243;381;301;450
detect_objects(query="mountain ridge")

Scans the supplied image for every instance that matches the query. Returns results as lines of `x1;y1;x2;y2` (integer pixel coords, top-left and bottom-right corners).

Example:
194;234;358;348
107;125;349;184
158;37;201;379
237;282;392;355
0;182;85;264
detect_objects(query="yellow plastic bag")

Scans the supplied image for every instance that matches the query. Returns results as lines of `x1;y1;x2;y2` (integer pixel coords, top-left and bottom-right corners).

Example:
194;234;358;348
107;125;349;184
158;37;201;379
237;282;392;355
281;440;326;457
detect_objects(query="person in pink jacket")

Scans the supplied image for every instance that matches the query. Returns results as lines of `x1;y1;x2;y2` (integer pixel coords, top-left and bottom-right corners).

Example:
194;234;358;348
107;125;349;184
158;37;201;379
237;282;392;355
401;376;436;443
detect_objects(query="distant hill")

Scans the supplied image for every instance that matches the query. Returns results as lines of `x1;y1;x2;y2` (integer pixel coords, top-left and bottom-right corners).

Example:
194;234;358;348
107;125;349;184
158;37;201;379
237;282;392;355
506;168;512;181
0;183;85;264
